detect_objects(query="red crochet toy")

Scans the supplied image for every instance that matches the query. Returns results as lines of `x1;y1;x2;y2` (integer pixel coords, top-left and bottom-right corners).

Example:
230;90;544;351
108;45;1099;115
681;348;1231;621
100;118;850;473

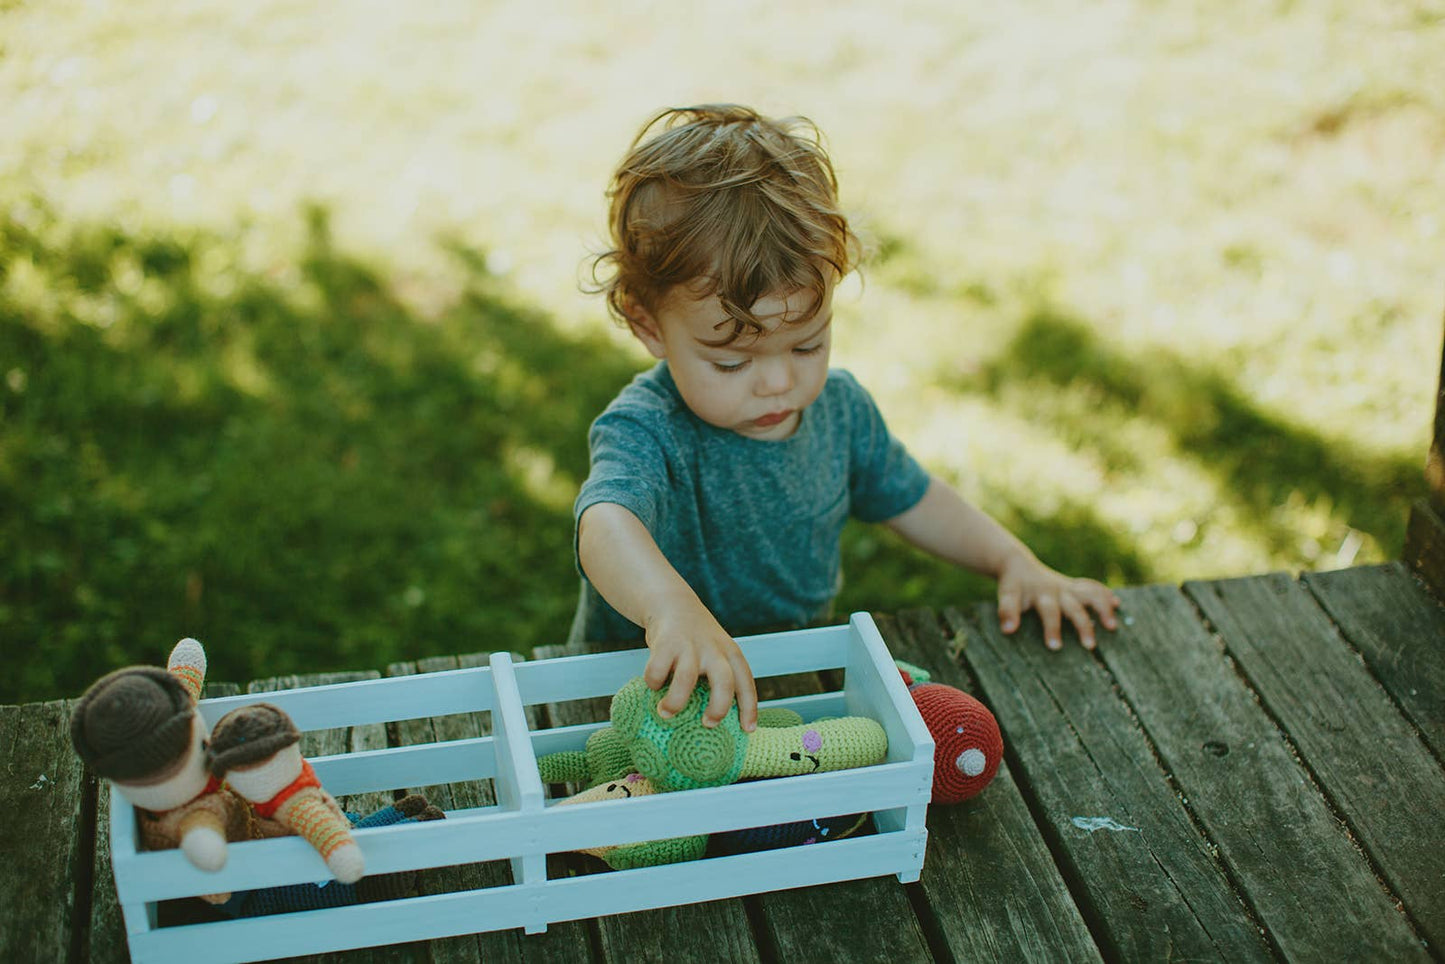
897;662;1003;803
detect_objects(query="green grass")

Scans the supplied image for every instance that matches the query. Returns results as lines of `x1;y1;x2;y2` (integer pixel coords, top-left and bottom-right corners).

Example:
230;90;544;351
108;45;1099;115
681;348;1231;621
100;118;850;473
2;1;1441;702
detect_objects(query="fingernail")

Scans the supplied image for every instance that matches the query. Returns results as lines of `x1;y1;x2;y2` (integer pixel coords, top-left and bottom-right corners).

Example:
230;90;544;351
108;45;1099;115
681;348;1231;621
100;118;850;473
1047;638;1061;651
658;708;673;719
1084;638;1096;650
702;717;716;729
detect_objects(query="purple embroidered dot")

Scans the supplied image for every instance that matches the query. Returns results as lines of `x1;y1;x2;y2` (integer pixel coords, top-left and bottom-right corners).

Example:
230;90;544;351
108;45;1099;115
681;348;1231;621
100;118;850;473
803;837;817;845
802;729;822;753
625;772;643;783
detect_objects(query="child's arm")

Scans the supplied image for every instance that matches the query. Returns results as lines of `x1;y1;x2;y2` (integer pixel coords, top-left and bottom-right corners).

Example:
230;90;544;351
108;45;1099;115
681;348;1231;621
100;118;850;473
578;502;759;731
885;476;1121;651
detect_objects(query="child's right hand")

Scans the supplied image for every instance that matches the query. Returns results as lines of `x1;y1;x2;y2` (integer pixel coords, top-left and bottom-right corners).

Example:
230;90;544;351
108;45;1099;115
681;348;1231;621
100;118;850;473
643;599;758;732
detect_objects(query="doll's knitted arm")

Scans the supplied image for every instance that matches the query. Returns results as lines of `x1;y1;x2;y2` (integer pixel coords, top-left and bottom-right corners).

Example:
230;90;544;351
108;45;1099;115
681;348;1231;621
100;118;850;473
277;789;365;884
167;638;207;704
175;800;231;872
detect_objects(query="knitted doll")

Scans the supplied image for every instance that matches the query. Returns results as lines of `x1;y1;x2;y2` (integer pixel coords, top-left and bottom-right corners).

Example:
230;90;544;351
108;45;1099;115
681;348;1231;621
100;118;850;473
70;639;258;885
609;677;888;793
206;703;365;884
896;661;1003;803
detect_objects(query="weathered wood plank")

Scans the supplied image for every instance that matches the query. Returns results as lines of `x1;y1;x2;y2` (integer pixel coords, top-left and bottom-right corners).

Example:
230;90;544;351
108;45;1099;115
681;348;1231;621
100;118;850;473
0;700;90;964
88;779;126;964
743;649;933;964
886;609;1103;964
956;593;1275;962
1303;563;1445;762
533;642;762;964
247;671;424;964
1185;573;1444;954
1103;583;1430;960
1404;500;1445;605
386;654;598;964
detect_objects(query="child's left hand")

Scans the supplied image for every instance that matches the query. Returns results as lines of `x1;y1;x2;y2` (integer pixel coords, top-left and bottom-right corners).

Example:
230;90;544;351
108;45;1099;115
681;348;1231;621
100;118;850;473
996;553;1121;652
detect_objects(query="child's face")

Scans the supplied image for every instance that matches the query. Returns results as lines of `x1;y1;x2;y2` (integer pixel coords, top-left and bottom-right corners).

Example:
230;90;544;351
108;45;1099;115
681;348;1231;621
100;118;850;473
626;280;833;441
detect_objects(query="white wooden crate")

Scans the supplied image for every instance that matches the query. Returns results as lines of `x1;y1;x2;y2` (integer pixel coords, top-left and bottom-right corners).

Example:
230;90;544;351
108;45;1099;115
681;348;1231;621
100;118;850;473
110;613;935;963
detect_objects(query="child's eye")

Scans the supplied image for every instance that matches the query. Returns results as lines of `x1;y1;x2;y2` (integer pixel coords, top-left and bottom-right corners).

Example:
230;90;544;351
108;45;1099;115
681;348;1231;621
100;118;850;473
711;359;749;373
793;343;824;356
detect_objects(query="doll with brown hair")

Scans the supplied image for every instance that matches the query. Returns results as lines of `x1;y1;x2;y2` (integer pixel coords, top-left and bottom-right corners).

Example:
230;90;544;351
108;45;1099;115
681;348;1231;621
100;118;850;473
206;702;366;884
70;638;258;899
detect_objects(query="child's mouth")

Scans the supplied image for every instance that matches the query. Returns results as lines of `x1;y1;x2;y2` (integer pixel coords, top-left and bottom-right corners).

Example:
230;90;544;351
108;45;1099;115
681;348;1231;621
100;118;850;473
753;410;792;428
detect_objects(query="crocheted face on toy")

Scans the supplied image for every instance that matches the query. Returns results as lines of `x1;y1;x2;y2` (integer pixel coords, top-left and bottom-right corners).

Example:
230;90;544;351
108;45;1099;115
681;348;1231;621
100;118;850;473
608;677;887;793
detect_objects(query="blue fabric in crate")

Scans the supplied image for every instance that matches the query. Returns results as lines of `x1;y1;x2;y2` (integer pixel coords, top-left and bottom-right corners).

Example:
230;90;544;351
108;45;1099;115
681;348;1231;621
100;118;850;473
210;794;442;919
708;812;871;856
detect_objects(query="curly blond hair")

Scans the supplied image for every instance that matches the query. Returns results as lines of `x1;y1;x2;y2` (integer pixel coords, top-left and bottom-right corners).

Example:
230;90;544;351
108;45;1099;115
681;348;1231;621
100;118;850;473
589;104;861;343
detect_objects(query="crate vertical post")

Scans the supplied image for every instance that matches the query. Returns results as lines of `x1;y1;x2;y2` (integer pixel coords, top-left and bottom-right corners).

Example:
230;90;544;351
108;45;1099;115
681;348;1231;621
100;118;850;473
109;790;163;961
843;612;934;882
488;651;548;933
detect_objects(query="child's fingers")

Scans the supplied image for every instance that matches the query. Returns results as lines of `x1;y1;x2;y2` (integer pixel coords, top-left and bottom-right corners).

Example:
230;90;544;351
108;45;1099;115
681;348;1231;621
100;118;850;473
1060;594;1096;650
643;648;673;691
657;654;699;719
1035;596;1063;651
701;665;734;728
997;589;1022;634
729;651;758;732
1077;580;1122;630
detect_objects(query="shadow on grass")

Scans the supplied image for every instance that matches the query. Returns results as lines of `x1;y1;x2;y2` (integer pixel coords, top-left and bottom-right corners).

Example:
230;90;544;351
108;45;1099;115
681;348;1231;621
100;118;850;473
0;203;643;703
962;308;1422;559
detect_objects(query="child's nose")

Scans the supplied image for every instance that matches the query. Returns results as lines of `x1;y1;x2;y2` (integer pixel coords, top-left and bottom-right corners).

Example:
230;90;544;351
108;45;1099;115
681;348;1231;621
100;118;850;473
755;357;794;396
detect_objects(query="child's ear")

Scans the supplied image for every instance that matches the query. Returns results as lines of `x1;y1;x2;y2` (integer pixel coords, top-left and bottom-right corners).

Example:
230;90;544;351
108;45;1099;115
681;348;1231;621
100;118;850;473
622;299;668;360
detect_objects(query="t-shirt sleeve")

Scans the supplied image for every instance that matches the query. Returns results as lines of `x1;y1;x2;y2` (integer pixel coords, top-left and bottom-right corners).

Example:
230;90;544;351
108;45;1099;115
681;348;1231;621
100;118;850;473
573;408;671;566
841;373;933;523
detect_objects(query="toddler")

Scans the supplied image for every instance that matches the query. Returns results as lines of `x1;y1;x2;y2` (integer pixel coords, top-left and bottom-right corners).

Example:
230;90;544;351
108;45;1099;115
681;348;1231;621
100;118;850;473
572;104;1119;732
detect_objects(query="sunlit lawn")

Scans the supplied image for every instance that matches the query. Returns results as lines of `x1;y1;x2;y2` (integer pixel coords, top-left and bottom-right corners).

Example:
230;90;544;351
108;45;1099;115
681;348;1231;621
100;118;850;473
2;0;1442;702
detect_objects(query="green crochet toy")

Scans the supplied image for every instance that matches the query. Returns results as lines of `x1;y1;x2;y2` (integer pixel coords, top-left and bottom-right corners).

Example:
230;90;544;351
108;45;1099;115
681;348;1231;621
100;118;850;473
537;705;806;790
537;706;809;871
537;684;885;871
609;677;888;792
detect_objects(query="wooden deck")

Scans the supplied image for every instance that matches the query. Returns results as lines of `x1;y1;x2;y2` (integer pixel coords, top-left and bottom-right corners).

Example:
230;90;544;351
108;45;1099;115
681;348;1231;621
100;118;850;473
2;561;1442;963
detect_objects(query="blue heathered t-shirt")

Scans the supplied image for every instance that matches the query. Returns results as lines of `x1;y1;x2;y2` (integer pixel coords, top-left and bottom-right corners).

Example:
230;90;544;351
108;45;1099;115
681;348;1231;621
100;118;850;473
569;362;932;644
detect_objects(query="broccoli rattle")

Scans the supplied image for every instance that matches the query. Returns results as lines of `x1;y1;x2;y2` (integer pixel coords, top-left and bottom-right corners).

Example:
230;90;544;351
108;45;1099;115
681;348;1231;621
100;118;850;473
608;677;888;792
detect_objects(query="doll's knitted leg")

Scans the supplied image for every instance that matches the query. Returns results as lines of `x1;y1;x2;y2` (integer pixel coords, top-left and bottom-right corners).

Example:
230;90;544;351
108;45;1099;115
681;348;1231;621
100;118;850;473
350;793;446;829
166;638;207;704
